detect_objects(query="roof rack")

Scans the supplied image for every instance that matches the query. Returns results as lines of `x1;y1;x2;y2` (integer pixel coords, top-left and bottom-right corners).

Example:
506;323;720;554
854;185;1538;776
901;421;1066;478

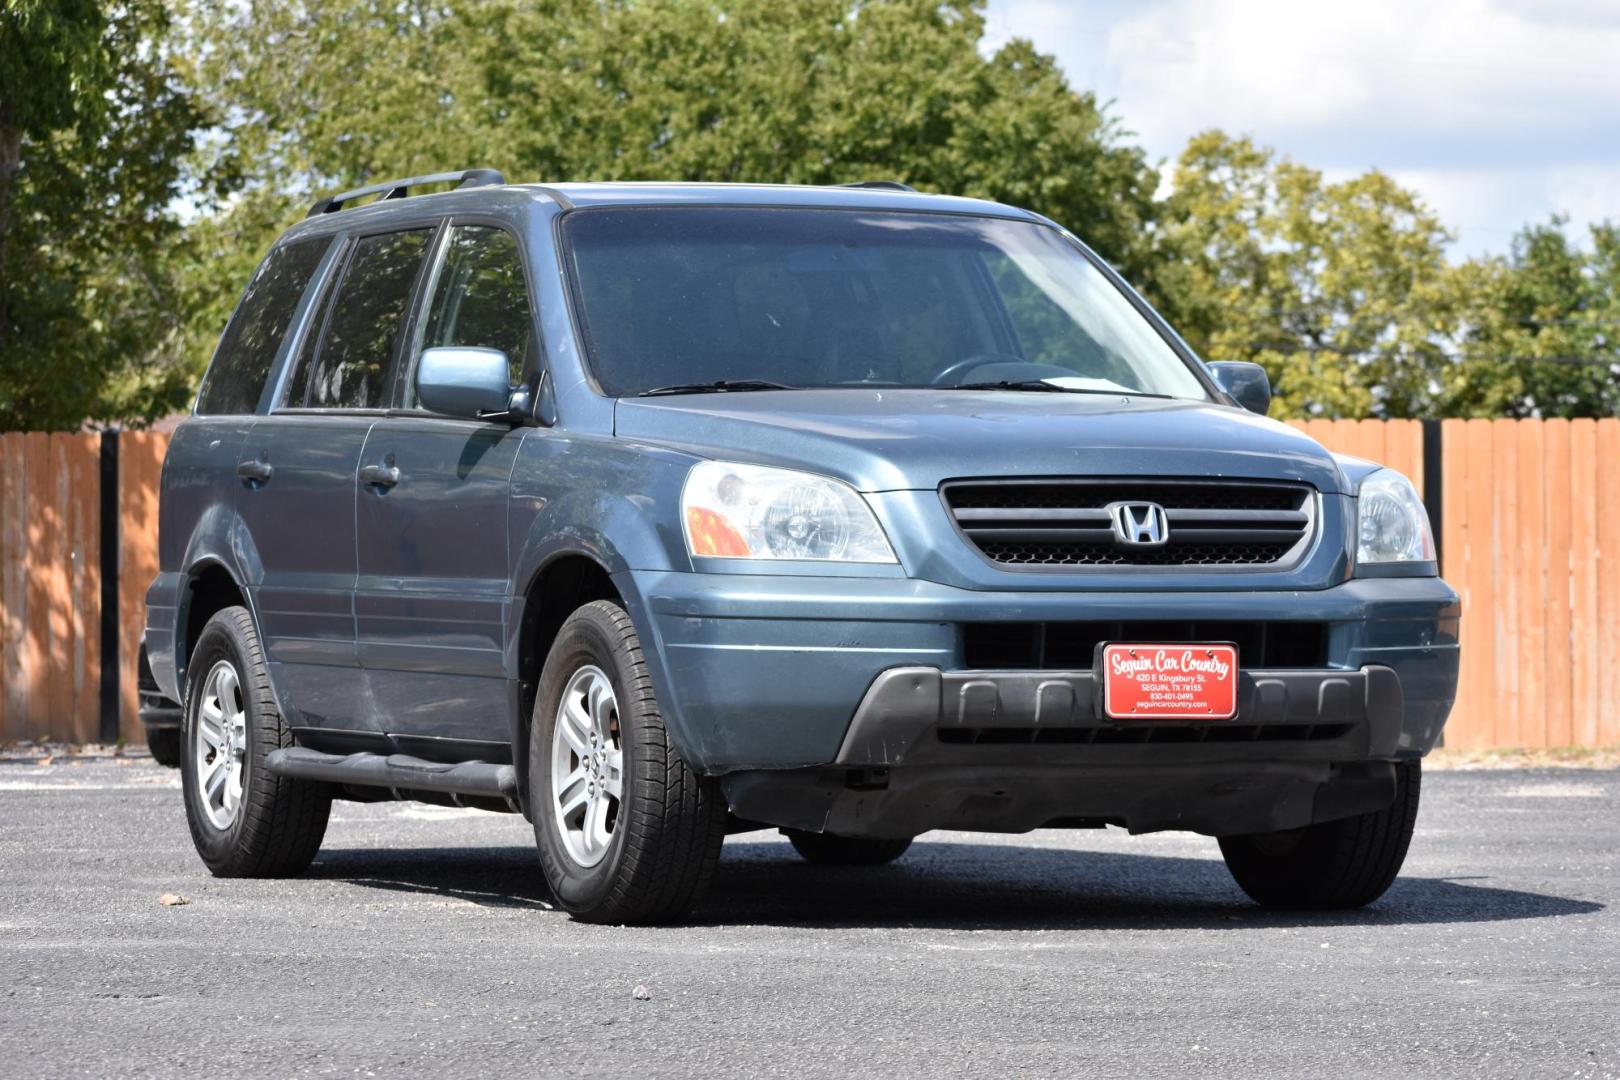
839;180;917;192
305;168;506;218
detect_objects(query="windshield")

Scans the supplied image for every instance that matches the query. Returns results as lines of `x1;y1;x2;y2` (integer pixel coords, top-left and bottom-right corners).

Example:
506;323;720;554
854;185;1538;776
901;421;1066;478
562;207;1211;400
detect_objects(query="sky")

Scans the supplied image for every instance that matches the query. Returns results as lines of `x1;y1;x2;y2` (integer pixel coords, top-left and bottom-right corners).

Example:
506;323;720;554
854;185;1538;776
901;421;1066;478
982;0;1620;259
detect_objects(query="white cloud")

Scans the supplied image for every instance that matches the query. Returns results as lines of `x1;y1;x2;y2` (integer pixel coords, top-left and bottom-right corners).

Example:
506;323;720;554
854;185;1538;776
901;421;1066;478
984;0;1620;254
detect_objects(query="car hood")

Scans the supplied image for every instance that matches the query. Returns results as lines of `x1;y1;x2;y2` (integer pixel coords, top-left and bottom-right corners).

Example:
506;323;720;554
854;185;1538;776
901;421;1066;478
613;389;1348;494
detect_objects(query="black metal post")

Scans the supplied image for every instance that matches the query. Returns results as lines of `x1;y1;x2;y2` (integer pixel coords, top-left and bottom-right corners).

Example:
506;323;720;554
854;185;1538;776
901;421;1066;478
1421;419;1443;567
98;430;120;743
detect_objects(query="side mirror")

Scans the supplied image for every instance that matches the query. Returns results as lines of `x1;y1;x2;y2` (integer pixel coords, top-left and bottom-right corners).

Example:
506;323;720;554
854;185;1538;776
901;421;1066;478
417;347;511;419
1208;361;1272;416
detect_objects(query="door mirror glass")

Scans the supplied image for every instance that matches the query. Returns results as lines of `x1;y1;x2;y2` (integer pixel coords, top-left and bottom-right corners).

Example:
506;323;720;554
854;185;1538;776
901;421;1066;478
1207;361;1272;415
416;347;511;419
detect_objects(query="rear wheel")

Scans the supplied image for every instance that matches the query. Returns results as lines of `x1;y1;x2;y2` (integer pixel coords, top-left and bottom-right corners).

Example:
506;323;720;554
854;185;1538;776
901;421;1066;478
145;727;181;768
180;607;331;877
783;830;912;867
529;600;726;924
1219;761;1421;909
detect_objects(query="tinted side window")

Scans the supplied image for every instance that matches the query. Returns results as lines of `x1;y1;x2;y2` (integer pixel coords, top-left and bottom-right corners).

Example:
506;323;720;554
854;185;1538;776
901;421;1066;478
290;229;431;409
196;237;329;414
416;226;532;391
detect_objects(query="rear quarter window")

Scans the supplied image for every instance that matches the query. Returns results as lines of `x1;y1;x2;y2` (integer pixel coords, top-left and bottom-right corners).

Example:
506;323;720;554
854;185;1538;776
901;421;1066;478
195;236;331;415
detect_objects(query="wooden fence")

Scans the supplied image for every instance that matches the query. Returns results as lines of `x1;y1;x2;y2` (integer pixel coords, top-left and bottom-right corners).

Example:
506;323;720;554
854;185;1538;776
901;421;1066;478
0;432;166;744
1;420;1617;748
0;433;103;743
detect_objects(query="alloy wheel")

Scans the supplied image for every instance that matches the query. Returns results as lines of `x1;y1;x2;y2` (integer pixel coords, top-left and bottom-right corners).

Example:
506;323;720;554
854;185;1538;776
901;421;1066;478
549;665;624;867
193;659;248;830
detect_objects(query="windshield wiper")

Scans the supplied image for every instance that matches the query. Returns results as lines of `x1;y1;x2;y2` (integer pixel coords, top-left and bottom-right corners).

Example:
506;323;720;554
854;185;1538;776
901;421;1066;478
945;380;1171;399
638;379;800;397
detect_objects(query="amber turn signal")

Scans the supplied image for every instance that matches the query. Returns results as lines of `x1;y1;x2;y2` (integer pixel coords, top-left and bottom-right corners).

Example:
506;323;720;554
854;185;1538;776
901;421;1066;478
685;505;751;558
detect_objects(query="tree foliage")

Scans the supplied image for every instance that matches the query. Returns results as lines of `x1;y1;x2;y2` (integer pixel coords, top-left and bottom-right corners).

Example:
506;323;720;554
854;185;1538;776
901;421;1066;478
1159;132;1460;419
1444;220;1620;418
188;0;1159;269
1158;132;1619;419
0;0;201;430
0;0;1616;427
168;0;1169;375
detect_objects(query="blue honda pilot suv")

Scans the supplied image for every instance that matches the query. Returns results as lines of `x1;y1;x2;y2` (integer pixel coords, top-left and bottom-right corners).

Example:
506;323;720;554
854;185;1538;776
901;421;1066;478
143;170;1459;923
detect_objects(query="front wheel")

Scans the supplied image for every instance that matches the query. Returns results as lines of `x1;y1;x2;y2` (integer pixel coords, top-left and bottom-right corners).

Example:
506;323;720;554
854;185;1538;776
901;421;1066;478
529;601;726;924
1219;761;1421;910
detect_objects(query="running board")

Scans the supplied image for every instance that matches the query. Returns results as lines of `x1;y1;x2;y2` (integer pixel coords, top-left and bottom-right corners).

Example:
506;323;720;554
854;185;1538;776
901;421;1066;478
266;747;518;800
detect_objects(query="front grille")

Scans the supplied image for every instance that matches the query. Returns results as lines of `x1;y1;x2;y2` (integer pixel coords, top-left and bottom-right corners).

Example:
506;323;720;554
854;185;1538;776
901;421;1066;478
937;723;1353;746
942;478;1316;568
962;621;1330;670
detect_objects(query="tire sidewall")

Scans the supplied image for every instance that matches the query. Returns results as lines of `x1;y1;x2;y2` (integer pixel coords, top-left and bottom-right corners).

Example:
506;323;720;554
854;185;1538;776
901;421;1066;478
529;606;641;913
145;727;182;768
179;614;263;869
1219;761;1420;909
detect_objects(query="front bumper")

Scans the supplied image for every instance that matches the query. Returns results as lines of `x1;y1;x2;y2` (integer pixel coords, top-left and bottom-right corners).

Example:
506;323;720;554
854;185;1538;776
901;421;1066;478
627;570;1459;774
715;662;1420;838
835;664;1405;767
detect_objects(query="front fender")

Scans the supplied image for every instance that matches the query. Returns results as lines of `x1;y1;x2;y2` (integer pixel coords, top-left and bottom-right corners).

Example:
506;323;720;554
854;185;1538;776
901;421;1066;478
509;489;684;586
507;431;698;584
506;433;708;767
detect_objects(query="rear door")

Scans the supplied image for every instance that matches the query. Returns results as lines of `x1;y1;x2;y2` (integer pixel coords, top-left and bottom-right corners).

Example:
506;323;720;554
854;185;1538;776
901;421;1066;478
353;223;536;751
236;225;435;742
153;235;336;694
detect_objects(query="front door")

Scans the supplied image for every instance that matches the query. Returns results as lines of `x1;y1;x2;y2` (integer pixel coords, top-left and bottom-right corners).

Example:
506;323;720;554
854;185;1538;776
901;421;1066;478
354;223;537;751
353;416;525;749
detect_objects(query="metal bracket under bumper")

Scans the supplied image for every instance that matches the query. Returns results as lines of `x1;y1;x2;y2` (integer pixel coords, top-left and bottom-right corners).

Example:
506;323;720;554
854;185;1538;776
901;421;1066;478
835;665;1405;767
138;694;183;731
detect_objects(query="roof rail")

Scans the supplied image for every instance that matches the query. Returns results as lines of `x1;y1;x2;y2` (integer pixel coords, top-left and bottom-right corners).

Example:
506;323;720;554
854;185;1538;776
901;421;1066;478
838;180;917;193
305;168;506;218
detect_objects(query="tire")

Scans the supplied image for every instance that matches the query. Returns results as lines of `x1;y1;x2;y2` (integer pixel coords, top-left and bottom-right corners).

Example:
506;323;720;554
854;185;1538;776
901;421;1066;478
783;830;913;867
529;600;726;925
180;606;331;877
145;727;181;768
1219;761;1421;910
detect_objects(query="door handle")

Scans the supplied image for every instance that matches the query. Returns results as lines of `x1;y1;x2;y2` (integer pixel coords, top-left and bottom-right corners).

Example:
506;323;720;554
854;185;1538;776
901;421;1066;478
236;458;274;485
359;463;401;489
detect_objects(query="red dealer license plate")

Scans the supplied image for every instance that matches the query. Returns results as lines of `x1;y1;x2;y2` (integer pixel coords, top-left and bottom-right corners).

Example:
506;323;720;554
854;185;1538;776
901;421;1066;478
1099;643;1240;721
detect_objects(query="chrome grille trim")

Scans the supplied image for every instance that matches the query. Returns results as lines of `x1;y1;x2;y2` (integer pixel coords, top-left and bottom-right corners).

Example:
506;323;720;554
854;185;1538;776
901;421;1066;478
941;478;1318;570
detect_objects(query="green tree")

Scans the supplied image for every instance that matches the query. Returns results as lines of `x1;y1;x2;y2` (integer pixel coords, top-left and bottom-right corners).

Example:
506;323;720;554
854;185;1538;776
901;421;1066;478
173;0;1162;383
1158;131;1457;419
0;0;202;430
1444;218;1620;418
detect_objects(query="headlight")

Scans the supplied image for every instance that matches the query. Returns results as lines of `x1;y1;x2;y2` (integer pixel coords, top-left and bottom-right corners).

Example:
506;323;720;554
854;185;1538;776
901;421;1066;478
1355;469;1435;565
682;461;897;563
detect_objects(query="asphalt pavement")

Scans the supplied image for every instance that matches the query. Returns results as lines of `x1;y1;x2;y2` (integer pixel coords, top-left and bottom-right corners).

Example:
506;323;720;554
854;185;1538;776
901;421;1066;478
1;755;1614;1078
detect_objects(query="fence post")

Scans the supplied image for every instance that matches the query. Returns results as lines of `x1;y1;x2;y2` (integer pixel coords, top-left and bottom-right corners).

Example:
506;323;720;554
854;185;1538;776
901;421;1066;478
1422;419;1444;566
98;430;120;743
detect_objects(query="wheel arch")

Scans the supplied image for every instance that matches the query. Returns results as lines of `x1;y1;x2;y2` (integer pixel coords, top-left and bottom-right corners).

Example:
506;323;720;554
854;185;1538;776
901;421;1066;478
511;551;624;817
176;558;255;700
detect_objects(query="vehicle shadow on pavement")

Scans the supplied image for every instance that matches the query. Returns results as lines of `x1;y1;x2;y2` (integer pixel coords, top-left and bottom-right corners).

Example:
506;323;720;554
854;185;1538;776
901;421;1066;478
307;846;555;911
307;840;1602;929
707;841;1605;929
